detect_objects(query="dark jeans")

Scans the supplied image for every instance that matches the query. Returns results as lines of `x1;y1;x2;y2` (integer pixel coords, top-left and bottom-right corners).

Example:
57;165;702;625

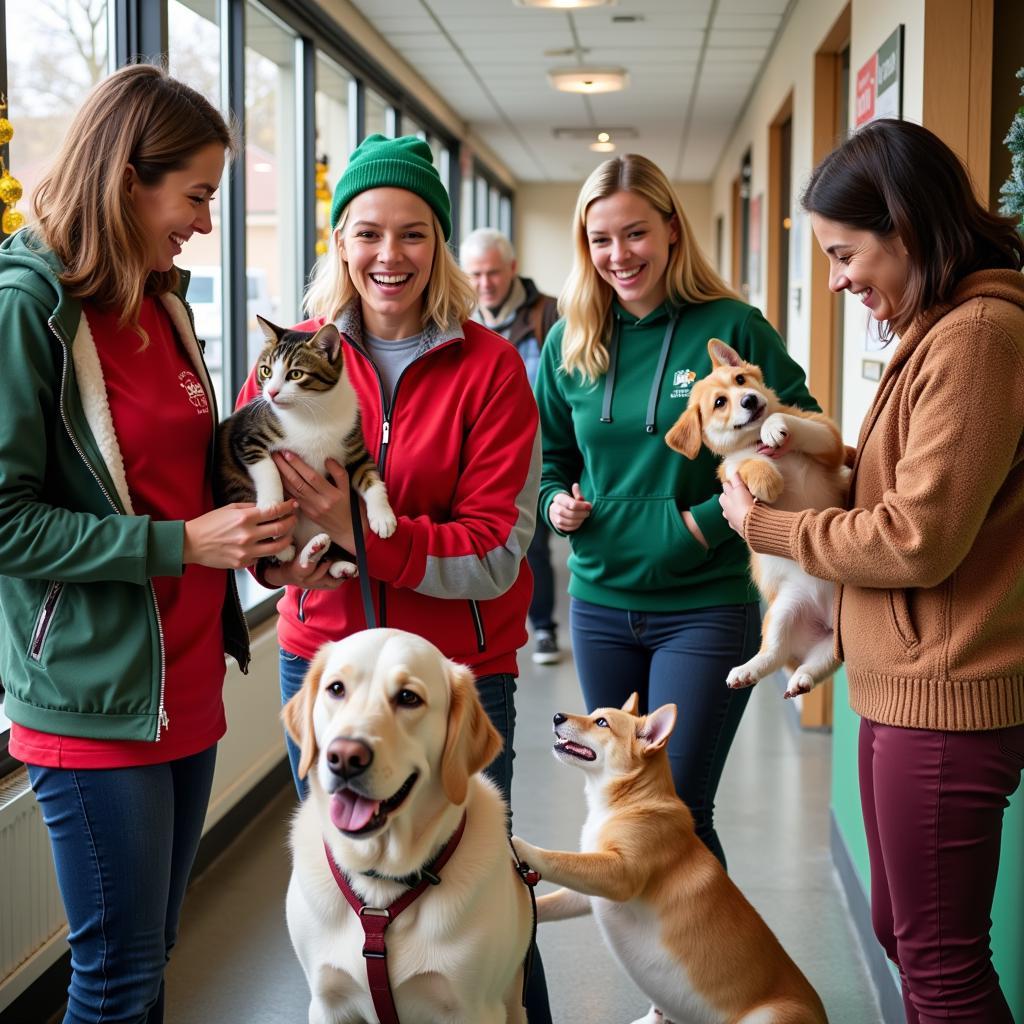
28;746;217;1024
527;524;556;633
859;718;1024;1023
569;597;760;869
278;650;552;1023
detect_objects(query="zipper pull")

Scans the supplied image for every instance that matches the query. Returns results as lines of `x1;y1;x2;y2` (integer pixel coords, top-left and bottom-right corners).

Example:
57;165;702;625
382;420;390;444
159;707;170;730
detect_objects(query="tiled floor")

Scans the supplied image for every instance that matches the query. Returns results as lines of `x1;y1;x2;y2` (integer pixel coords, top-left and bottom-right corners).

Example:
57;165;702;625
165;541;882;1023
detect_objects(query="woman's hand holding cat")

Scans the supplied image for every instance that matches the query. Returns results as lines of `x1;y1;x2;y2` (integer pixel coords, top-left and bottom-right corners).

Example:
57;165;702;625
262;558;343;590
273;451;361;550
183;501;297;570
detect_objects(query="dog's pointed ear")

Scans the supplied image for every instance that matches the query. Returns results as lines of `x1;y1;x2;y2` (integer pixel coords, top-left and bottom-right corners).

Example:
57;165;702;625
637;703;677;753
620;692;640;715
665;405;703;460
708;338;742;368
441;660;503;806
281;646;329;781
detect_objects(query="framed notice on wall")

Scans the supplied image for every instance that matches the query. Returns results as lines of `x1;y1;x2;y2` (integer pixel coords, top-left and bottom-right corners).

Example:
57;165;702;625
855;25;904;127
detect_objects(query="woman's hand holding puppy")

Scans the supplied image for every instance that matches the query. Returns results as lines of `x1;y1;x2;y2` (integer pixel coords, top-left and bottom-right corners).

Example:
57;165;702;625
720;476;756;536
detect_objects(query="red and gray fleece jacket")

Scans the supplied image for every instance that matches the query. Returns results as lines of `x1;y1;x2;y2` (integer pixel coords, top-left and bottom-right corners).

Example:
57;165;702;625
237;303;541;676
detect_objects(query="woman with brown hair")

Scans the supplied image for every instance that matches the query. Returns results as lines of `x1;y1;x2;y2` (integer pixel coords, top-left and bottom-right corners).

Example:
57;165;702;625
721;118;1024;1023
0;65;295;1023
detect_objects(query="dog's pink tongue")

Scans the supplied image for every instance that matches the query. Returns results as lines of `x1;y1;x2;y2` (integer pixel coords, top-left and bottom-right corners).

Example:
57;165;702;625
330;789;380;832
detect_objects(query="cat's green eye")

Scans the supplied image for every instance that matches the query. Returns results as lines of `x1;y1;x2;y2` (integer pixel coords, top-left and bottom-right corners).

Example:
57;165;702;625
257;365;272;379
286;369;304;381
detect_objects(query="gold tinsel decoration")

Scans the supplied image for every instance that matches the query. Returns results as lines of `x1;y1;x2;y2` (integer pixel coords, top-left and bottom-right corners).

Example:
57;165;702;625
0;97;24;236
315;157;331;257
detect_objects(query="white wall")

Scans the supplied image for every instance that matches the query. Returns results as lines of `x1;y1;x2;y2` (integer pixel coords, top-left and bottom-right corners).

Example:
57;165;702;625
709;0;925;441
514;181;714;302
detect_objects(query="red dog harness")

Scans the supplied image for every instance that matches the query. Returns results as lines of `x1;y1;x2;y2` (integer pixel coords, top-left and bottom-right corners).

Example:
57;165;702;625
323;814;540;1024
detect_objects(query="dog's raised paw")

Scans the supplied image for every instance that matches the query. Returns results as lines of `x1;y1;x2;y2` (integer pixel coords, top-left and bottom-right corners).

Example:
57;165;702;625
329;560;359;579
784;672;815;699
760;413;789;450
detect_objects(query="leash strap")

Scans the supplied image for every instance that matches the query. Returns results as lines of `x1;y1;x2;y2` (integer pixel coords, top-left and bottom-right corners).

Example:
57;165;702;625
507;835;541;1007
350;483;376;629
323;812;468;1024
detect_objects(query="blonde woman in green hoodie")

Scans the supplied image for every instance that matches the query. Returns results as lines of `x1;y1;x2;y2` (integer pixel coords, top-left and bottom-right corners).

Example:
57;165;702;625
534;153;819;869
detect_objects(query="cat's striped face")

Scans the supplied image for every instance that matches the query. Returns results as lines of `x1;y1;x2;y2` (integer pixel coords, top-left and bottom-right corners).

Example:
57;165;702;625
255;320;343;409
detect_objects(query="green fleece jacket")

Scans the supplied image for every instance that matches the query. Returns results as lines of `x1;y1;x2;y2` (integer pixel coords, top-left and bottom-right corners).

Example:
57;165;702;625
0;231;248;742
535;298;819;611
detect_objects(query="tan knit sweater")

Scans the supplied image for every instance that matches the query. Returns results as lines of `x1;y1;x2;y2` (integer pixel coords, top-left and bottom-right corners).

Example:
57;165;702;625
745;270;1024;731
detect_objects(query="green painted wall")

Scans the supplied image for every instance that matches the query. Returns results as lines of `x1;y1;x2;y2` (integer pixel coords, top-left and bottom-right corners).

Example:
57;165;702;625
830;668;1023;1017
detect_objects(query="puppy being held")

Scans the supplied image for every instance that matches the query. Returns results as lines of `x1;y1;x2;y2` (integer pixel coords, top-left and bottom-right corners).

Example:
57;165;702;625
513;696;828;1024
665;339;848;698
283;629;533;1024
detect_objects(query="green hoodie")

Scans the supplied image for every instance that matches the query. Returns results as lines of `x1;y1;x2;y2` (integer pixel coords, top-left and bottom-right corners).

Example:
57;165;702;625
0;230;248;742
535;298;819;612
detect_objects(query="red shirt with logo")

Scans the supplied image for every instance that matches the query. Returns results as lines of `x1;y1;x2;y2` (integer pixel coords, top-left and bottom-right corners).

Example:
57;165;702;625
10;296;228;768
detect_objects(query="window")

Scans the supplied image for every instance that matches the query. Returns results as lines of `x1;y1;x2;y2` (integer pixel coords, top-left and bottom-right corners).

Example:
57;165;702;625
7;0;111;228
364;87;390;139
244;1;300;373
315;52;352;257
168;0;226;411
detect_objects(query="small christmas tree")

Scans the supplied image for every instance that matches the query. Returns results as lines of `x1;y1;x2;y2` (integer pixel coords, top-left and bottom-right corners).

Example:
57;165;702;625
999;67;1024;236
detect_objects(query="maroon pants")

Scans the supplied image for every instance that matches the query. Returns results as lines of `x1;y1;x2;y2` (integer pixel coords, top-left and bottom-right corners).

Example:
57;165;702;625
859;718;1024;1023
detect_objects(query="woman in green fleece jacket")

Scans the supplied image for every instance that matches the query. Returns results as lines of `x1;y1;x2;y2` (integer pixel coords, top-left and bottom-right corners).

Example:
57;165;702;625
534;153;818;868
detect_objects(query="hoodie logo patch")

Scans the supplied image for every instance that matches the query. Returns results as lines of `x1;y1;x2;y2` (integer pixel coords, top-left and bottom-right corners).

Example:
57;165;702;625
670;368;697;399
178;371;209;415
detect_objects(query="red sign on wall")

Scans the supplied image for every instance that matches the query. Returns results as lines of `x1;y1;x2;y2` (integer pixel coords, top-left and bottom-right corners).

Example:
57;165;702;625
855;53;877;127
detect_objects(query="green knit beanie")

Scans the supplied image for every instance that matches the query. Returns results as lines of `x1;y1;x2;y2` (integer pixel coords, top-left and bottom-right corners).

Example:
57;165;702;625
330;134;452;240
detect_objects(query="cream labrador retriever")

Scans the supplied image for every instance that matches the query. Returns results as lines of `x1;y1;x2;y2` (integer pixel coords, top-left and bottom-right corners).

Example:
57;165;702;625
282;628;533;1024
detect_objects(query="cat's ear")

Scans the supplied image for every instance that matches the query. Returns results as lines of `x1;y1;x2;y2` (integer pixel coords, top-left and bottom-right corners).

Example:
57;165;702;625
256;316;283;345
308;322;342;363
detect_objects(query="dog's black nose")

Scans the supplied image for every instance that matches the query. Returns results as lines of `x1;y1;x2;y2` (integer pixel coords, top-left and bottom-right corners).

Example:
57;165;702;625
326;737;373;779
553;712;567;726
740;393;760;411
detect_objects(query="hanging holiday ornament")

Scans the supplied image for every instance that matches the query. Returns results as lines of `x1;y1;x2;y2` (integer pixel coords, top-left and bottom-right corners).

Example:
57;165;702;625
0;119;13;147
0;171;23;207
2;207;24;234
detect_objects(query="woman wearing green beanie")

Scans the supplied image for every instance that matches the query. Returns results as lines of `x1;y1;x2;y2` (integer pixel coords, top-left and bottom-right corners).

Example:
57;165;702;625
235;134;551;1021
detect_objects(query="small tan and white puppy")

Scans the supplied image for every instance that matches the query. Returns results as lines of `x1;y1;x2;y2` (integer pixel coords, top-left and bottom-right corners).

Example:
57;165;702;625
283;629;532;1024
665;339;848;698
513;697;829;1024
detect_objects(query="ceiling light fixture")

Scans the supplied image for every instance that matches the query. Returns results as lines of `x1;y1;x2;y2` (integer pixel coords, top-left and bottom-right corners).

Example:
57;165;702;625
548;67;629;94
515;0;616;9
597;131;610;143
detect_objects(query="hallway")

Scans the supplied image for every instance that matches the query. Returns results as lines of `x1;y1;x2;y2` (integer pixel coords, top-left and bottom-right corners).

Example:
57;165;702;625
165;553;882;1023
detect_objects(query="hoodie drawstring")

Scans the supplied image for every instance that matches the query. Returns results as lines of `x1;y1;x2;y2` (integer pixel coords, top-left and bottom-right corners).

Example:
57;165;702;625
601;312;680;433
646;313;680;434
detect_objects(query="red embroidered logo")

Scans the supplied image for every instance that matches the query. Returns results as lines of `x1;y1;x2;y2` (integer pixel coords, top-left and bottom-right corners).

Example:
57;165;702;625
178;371;209;414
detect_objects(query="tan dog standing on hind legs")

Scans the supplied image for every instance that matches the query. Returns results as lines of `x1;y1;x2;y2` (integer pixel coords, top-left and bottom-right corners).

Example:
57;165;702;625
513;696;828;1024
665;339;848;699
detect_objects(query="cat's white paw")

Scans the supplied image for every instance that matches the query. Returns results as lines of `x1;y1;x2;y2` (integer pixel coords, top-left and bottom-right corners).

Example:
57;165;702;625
275;544;296;564
760;413;789;450
298;533;331;568
328;560;358;579
726;662;761;689
366;491;397;539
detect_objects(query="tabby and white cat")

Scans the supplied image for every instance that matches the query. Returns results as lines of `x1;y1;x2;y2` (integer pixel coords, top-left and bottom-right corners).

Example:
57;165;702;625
215;317;396;578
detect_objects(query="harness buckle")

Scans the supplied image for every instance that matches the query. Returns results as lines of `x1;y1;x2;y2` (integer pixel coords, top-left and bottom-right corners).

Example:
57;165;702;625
360;906;391;918
362;947;387;959
420;868;441;886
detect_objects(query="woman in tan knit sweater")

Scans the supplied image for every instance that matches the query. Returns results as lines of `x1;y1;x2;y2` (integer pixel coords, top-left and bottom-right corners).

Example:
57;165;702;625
721;119;1024;1024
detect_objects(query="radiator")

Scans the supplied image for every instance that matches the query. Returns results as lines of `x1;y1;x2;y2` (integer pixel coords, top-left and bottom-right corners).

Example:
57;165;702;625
0;770;66;1001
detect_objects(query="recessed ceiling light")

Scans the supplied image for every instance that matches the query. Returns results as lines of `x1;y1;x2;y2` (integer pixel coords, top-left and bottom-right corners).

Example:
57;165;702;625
589;141;616;152
548;67;629;93
597;131;610;143
516;0;616;8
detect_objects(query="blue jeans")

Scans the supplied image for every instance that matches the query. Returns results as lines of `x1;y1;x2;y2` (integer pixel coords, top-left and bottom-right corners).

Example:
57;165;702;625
278;649;550;1023
570;597;760;869
28;746;217;1024
526;525;556;633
